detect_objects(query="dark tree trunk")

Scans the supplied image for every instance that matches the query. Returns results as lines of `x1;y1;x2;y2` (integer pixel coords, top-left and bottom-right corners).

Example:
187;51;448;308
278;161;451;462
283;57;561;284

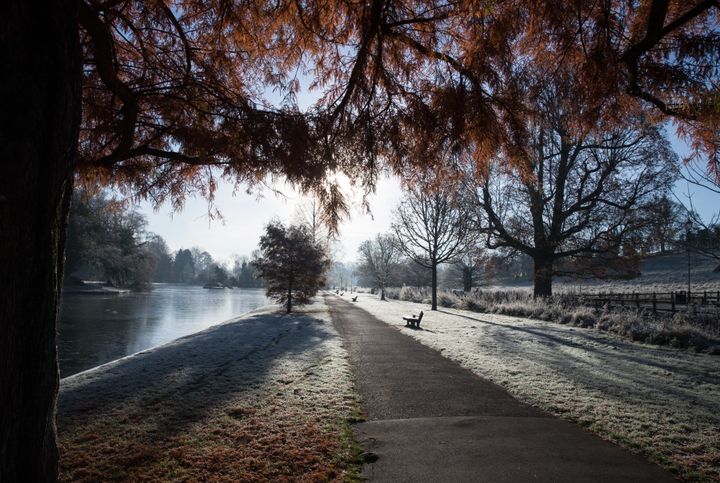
431;263;438;310
462;266;473;292
287;277;292;313
0;1;80;480
380;283;385;301
533;256;554;298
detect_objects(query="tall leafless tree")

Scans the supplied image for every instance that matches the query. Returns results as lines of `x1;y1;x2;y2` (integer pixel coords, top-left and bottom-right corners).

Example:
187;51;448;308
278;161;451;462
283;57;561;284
392;186;471;310
357;234;400;301
677;168;720;265
449;249;487;292
468;104;677;297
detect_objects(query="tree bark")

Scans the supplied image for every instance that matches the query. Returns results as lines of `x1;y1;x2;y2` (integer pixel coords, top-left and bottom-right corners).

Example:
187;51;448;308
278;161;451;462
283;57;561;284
462;266;472;292
287;277;293;313
0;1;80;480
431;263;438;310
533;256;554;298
380;283;385;301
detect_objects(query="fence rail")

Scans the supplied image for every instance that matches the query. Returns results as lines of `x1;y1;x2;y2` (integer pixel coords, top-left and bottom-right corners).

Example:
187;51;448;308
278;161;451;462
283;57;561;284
574;290;720;315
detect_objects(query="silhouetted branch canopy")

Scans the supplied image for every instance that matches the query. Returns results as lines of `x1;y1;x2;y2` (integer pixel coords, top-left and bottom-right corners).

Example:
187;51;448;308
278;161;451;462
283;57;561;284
76;0;720;228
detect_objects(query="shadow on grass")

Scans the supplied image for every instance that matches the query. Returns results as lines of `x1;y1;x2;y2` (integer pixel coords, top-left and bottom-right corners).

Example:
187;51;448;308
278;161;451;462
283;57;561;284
436;309;587;349
435;308;720;411
58;309;334;441
404;325;438;333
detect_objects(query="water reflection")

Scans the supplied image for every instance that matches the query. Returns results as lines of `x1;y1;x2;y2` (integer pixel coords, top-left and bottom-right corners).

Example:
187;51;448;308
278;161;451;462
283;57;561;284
58;284;270;377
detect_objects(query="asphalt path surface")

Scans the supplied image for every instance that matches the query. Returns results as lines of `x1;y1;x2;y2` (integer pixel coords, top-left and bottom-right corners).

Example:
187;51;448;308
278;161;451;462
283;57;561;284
326;294;676;483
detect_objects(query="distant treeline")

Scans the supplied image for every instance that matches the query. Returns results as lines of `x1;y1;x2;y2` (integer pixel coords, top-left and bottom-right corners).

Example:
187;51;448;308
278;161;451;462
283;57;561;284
151;246;263;289
64;191;262;290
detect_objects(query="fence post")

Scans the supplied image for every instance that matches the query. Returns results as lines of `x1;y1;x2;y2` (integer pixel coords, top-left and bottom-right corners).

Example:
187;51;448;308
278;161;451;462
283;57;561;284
652;292;656;314
671;291;675;313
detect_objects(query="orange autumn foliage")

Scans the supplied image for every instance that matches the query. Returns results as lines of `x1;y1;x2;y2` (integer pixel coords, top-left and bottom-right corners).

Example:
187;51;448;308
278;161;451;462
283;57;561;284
77;1;719;222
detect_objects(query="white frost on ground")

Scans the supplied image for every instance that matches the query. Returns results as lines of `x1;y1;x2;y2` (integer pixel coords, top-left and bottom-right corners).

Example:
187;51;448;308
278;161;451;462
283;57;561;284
342;292;720;480
60;301;355;420
58;299;359;480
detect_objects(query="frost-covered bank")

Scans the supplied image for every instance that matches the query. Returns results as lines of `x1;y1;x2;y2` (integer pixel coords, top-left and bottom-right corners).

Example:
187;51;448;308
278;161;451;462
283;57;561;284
384;286;720;352
57;300;361;481
347;292;720;482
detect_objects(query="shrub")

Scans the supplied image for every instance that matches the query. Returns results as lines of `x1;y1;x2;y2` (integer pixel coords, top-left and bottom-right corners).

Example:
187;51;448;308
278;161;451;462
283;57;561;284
383;287;400;299
437;292;461;308
404;286;427;303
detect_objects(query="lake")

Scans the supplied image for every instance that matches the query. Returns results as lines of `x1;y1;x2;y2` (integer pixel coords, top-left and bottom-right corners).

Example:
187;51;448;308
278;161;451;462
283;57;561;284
58;284;271;377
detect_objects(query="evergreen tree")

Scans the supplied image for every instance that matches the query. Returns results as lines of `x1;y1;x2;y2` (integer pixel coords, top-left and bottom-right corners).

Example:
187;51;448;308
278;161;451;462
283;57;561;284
173;249;195;283
253;221;330;313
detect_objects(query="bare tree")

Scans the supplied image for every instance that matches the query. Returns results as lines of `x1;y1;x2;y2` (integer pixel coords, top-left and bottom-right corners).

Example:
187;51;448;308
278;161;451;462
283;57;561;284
392;186;471;310
681;158;720;198
640;195;686;254
469;106;676;297
294;196;332;246
449;249;487;292
685;217;720;266
330;261;355;291
357;234;400;301
676;171;720;265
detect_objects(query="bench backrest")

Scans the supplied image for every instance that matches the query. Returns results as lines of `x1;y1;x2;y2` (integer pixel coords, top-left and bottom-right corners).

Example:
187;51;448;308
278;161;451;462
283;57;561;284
417;311;424;322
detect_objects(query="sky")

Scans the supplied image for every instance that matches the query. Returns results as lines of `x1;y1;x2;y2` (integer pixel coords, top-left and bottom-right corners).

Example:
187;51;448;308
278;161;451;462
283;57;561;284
136;78;407;265
137;156;718;266
138;174;403;264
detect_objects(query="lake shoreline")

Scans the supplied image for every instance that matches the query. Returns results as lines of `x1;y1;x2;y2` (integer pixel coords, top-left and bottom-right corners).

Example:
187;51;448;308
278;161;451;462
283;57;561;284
57;299;362;481
58;285;270;377
59;304;276;383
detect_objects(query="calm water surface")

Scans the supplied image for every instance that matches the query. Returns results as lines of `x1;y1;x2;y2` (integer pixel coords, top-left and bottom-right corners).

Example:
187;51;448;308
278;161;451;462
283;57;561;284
58;284;270;377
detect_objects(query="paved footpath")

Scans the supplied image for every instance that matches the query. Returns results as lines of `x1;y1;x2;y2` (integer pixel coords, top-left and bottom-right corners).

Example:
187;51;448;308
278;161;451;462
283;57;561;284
325;295;676;483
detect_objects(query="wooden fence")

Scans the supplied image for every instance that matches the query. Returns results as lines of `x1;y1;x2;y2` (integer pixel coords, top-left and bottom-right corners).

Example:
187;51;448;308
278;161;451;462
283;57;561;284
575;290;720;315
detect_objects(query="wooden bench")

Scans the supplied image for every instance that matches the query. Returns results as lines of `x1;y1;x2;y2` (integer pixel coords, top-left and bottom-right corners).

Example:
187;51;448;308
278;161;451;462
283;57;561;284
351;295;358;302
403;311;424;328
